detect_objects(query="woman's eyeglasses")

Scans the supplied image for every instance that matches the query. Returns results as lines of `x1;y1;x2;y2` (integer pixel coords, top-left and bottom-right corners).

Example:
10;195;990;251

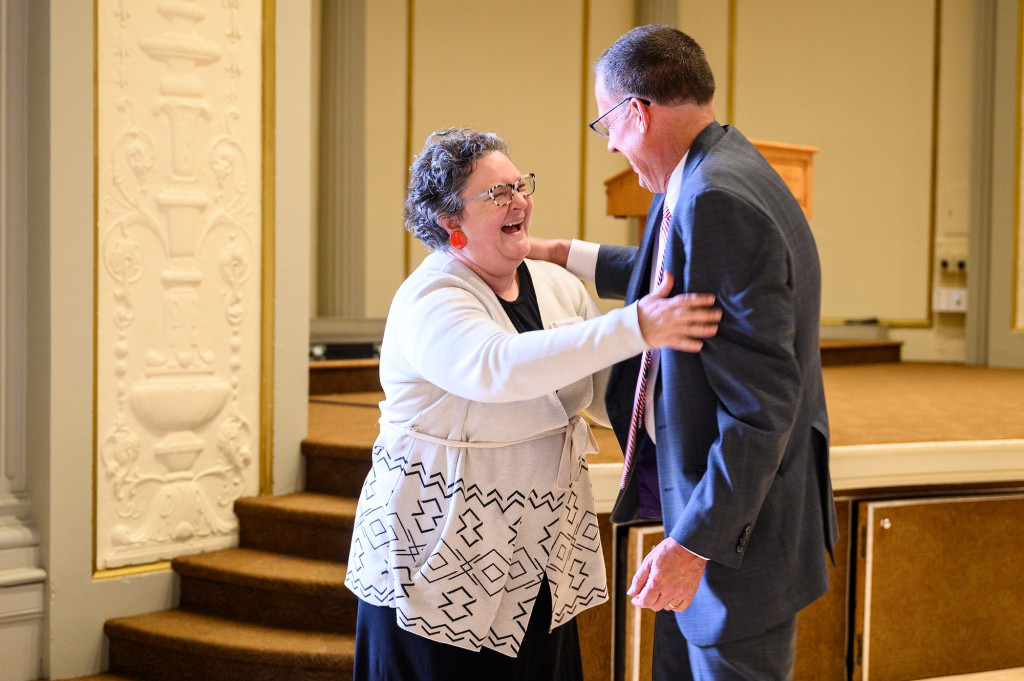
465;173;536;207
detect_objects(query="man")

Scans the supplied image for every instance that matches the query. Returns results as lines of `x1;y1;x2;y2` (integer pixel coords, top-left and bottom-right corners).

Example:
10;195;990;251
530;25;839;681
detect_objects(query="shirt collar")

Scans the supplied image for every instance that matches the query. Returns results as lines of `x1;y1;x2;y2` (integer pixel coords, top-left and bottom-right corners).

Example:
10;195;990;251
663;150;689;214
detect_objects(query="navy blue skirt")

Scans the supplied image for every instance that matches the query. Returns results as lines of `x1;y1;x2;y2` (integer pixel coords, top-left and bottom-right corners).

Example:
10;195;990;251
353;578;584;681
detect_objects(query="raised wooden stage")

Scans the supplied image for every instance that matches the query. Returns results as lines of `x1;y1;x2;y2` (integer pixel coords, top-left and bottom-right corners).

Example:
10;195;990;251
307;347;1024;681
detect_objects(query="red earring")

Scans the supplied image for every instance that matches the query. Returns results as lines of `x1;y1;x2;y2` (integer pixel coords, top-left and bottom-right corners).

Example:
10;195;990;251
449;229;467;250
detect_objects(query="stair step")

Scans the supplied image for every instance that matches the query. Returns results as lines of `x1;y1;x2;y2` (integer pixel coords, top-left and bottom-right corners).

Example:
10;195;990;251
234;493;358;562
302;443;372;498
234;492;359;527
306;395;381;449
174;548;357;633
309;359;381;395
303;394;379;496
105;609;355;681
175;547;348;593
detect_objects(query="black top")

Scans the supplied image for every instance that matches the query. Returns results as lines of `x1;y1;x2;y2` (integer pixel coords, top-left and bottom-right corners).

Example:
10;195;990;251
498;262;543;333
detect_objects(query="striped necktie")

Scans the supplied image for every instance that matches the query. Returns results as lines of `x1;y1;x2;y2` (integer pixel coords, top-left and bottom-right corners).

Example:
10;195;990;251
620;204;672;488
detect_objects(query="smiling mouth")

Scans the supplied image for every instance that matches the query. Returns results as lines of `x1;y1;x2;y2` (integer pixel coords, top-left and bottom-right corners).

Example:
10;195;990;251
502;218;524;235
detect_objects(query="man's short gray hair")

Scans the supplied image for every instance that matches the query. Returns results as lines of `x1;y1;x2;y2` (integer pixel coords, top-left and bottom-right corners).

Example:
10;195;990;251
596;25;715;107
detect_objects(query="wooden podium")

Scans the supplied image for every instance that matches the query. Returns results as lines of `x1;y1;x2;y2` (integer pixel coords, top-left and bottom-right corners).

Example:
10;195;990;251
604;139;817;222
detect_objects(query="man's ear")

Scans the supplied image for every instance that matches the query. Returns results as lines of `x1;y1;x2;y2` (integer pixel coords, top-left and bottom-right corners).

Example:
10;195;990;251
631;98;650;133
436;212;459;234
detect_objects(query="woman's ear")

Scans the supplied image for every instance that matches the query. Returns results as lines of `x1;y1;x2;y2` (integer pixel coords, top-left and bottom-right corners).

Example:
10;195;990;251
436;212;459;235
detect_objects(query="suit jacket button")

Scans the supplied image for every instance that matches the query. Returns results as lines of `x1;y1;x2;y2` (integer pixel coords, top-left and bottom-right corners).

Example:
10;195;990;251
736;524;753;553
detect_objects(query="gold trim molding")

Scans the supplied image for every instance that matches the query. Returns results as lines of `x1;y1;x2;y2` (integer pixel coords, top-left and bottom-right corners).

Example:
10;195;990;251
1014;0;1023;330
261;0;276;495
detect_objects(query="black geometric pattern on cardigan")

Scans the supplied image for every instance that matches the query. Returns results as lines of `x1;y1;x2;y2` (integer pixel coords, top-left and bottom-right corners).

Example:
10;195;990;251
345;440;608;655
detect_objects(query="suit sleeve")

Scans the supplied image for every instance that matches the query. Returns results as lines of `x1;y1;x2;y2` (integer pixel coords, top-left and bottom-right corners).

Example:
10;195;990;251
594;244;639;300
667;188;801;568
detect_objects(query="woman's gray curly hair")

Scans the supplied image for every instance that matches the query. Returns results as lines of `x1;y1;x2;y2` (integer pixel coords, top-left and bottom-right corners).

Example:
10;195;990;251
404;128;510;251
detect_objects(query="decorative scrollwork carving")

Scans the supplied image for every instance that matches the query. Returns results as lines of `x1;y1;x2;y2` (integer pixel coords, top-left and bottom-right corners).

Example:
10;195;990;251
96;0;262;570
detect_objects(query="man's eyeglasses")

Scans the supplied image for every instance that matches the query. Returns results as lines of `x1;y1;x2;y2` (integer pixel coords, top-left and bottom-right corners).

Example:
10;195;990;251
465;173;536;207
588;96;651;138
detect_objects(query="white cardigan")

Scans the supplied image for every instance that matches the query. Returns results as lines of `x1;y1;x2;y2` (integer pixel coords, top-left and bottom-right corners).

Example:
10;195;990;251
344;252;650;656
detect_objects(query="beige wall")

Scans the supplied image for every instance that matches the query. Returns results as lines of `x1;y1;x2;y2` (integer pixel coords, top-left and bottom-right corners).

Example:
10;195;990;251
321;0;1020;363
363;0;636;302
337;0;639;319
989;0;1024;365
735;1;936;324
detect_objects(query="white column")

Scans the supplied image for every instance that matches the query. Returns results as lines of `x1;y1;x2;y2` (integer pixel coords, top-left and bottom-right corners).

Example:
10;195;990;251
0;1;47;679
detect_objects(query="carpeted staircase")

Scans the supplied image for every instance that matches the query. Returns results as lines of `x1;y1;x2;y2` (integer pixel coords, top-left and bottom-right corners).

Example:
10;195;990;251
56;361;378;681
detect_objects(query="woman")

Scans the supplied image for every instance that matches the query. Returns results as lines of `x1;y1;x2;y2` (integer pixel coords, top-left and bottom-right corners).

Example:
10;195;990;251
344;128;719;681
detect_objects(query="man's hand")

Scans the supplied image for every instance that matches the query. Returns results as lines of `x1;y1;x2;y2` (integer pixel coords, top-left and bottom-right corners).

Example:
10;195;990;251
638;273;721;352
527;237;571;268
628;536;707;612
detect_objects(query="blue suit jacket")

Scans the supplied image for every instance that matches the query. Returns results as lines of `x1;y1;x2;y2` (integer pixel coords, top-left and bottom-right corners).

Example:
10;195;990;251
599;122;839;646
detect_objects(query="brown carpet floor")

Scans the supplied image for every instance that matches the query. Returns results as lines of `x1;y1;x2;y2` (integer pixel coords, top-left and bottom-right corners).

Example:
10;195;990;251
822;362;1024;446
308;362;1024;465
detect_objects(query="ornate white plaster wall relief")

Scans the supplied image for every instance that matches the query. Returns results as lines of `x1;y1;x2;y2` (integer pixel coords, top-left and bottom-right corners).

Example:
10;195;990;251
95;0;263;569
